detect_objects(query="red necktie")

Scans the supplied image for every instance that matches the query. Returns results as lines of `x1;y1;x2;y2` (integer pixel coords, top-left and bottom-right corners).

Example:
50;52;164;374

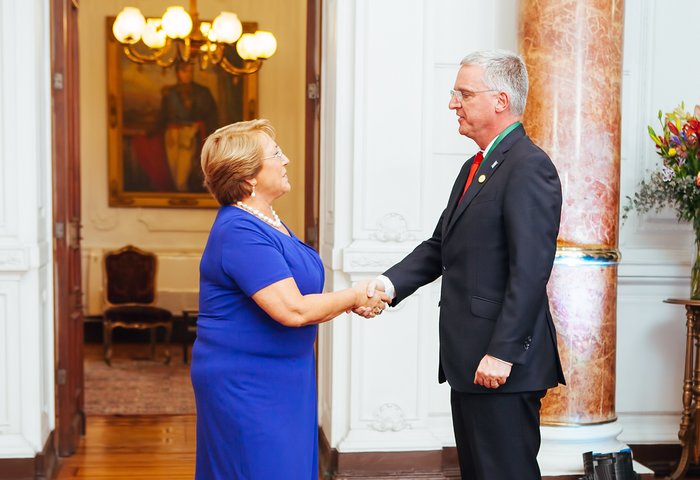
458;151;484;203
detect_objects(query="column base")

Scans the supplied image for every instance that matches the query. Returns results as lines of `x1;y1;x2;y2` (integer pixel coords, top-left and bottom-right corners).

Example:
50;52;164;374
538;422;654;477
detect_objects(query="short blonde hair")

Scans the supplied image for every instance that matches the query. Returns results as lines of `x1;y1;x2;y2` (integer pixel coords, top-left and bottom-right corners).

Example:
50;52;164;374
200;119;275;205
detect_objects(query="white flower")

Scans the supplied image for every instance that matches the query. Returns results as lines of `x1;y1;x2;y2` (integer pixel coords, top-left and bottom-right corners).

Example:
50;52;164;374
661;165;674;181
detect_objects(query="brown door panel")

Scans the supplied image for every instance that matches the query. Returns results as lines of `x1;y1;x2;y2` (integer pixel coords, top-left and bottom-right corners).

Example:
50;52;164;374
52;0;84;456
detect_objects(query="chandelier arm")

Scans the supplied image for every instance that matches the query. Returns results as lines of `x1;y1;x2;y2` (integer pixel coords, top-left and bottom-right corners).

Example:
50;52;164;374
209;44;225;65
155;56;177;68
123;45;148;64
178;39;191;62
219;57;262;76
123;40;175;64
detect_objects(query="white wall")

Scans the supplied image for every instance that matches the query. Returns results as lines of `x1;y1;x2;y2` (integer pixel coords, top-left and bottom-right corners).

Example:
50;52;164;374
319;0;698;452
0;0;54;459
78;0;306;315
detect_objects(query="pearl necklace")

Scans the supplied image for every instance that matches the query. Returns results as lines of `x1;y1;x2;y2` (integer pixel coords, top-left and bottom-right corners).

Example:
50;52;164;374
236;201;282;228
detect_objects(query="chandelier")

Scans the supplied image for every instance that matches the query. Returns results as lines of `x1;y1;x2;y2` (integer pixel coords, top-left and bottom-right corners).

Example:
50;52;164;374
111;0;277;75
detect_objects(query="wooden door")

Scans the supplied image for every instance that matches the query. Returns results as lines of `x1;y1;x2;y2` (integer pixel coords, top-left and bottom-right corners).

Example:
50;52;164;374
52;0;84;457
305;0;322;249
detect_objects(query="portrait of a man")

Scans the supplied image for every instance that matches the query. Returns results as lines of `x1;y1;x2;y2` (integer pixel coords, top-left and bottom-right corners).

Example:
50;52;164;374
107;23;257;208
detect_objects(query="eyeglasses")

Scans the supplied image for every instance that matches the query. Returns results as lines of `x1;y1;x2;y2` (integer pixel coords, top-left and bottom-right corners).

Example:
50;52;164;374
263;146;284;160
449;89;497;102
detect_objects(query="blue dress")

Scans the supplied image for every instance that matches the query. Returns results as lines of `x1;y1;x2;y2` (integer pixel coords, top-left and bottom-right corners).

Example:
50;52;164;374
191;205;324;479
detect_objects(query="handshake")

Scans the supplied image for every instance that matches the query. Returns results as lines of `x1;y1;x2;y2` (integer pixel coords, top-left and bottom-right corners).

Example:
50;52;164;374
349;278;392;318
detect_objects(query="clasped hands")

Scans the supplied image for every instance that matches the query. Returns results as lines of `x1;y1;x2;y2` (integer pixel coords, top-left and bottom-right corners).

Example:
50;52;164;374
350;279;390;318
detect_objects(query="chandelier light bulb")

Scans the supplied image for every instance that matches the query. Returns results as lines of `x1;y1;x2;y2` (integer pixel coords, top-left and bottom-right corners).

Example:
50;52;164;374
161;6;192;39
112;7;145;44
236;33;260;60
199;22;218;42
253;31;277;59
142;19;167;49
212;12;242;44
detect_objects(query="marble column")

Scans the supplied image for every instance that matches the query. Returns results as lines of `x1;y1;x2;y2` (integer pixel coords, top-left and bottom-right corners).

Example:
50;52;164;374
519;0;643;475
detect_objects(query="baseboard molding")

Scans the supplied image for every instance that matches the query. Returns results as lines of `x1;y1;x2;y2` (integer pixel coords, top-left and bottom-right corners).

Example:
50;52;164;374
0;430;57;480
319;429;660;479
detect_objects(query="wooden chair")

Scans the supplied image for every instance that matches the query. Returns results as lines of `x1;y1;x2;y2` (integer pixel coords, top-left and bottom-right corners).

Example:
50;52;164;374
102;245;172;366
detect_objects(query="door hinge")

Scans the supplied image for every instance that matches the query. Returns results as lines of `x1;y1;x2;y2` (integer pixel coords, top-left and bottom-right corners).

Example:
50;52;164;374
57;368;67;385
307;81;320;100
53;73;64;90
55;222;65;239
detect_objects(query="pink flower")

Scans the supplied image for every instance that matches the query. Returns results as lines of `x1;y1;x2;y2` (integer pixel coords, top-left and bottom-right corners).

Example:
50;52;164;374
695;171;700;186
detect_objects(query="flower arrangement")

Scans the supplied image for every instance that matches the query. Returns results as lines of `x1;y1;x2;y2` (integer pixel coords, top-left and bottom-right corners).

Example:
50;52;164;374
622;103;700;223
623;103;700;298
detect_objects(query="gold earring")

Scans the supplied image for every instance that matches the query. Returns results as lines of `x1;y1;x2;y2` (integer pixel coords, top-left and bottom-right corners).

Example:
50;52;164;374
251;184;256;197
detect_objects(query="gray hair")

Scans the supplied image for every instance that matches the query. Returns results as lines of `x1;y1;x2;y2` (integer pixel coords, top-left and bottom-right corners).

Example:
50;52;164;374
460;50;528;116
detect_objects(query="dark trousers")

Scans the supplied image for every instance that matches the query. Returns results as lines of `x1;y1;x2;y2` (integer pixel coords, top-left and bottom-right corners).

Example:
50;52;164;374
450;388;546;480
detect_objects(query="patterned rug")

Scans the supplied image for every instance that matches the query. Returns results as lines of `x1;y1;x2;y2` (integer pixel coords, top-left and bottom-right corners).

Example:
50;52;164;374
84;343;196;415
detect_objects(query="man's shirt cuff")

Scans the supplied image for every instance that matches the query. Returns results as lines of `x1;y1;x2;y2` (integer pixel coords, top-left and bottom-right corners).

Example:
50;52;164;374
377;275;396;299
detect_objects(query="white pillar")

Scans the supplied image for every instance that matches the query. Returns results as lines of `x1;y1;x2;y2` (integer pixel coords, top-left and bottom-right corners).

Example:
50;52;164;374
0;0;55;460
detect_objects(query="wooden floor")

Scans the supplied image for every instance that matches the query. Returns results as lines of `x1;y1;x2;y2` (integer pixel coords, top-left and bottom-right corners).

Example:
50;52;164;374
55;415;196;479
53;414;698;479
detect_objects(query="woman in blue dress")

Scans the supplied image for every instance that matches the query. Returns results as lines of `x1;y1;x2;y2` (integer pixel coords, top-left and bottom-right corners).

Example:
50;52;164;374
191;119;389;479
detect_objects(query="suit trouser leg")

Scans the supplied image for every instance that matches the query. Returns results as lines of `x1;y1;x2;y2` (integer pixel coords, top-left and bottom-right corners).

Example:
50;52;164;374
450;388;546;480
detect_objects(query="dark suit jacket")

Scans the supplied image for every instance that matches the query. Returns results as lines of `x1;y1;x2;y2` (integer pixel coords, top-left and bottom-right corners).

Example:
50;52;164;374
384;125;565;394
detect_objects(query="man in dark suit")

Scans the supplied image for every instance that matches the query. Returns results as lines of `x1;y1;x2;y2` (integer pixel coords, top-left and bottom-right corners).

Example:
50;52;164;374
361;50;565;480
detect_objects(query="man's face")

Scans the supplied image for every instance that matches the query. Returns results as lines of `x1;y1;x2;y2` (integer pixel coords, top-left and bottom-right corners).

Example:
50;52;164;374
176;63;194;84
449;64;498;142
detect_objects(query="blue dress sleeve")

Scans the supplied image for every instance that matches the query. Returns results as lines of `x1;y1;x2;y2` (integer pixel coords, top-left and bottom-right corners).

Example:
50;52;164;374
220;220;293;296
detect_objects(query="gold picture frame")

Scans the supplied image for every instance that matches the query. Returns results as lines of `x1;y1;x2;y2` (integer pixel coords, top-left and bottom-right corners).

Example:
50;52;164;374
106;18;258;208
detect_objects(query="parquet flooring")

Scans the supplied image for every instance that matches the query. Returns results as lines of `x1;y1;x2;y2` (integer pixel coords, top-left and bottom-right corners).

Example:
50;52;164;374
55;415;196;479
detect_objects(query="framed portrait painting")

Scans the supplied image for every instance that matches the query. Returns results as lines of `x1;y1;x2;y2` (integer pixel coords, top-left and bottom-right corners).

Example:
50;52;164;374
106;18;258;208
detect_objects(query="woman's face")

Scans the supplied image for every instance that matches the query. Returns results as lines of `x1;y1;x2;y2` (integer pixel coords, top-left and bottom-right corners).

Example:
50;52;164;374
253;132;290;201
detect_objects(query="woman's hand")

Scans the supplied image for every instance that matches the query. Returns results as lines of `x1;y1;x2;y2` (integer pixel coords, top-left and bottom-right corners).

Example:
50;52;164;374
351;280;389;317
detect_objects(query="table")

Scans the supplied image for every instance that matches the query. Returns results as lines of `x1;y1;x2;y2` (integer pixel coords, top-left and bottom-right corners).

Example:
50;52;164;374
664;298;700;479
180;309;198;364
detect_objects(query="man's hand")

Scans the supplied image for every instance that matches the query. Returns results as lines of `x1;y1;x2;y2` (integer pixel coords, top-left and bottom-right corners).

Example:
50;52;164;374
352;278;388;318
473;354;512;389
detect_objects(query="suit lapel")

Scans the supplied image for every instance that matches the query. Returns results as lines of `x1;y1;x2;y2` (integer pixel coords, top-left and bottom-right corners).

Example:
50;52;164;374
443;158;475;235
444;125;526;238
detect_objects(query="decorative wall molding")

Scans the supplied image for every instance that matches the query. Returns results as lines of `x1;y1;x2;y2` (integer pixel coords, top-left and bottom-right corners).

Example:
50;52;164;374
0;249;28;272
618;413;679;444
88;208;119;231
0;291;8;429
342;241;415;273
0;1;18;240
371;403;410;432
370;213;414;243
337;427;443;453
136;210;216;233
0;430;57;480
